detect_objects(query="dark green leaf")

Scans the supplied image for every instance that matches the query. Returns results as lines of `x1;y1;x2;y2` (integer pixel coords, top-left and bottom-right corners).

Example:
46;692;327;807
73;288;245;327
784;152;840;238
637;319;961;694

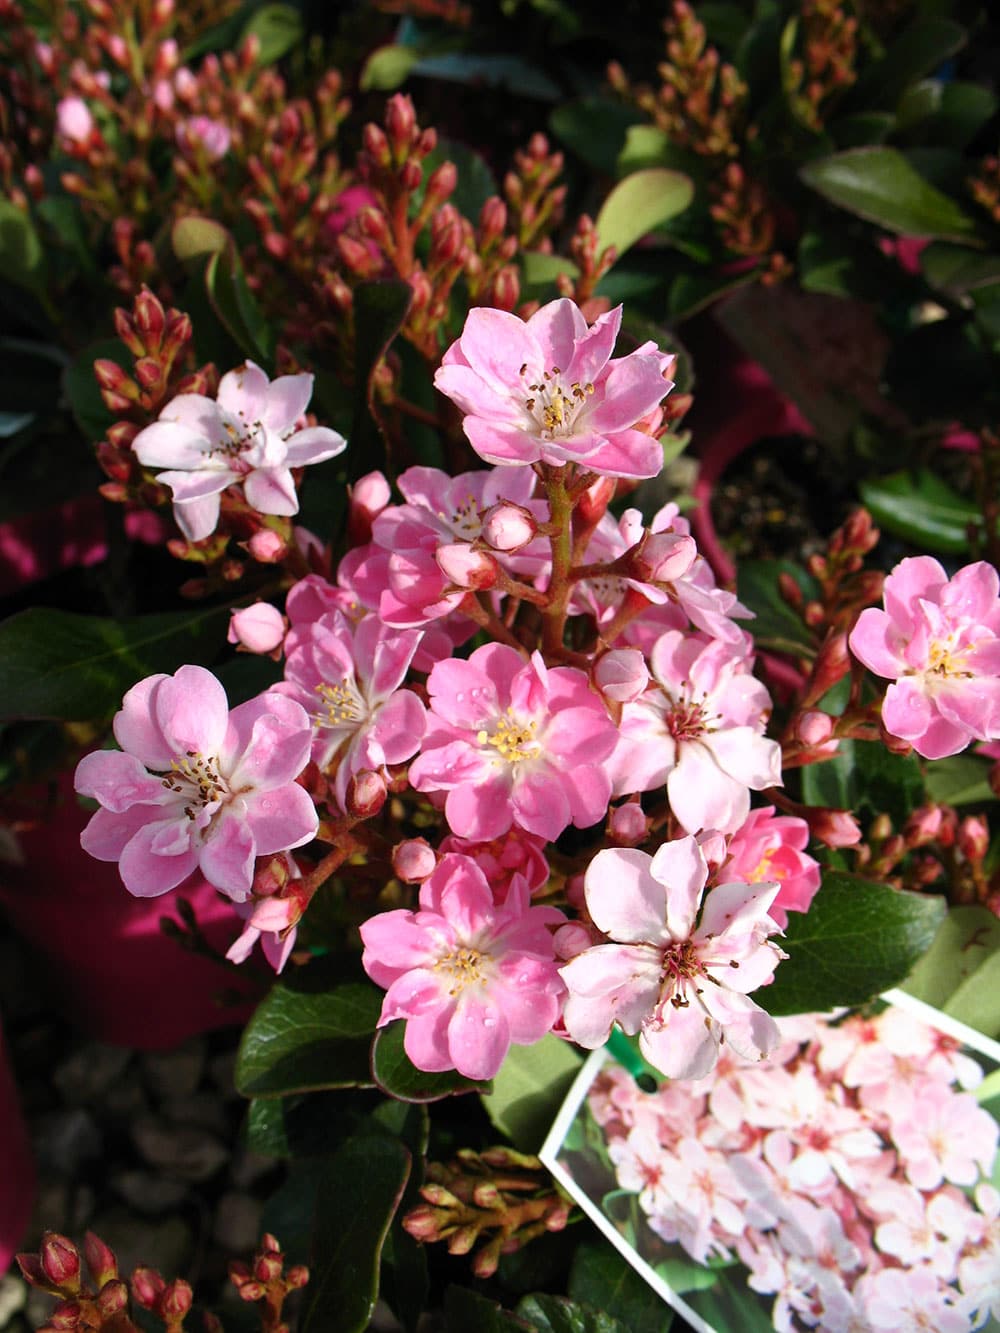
0;336;65;415
667;267;756;320
569;1237;670;1333
736;560;818;656
380;1220;428;1333
0;199;48;305
800;738;923;824
63;338;128;442
420;138;497;224
549;98;642;176
246;1097;291;1157
483;1034;582;1152
903;906;1000;1038
301;1134;411;1333
235;970;382;1097
921;244;1000;297
240;3;304;63
846;17;966;111
859;468;979;554
895;80;998;149
349;280;413;482
205;244;274;364
515;1293;629;1333
925;754;996;806
445;1286;535;1332
800;148;979;242
0;606;229;722
830;112;895;148
595;170;694;260
521;251;580;303
411;52;559;101
370;1021;490;1102
261;1158;322;1266
758;874;947;1016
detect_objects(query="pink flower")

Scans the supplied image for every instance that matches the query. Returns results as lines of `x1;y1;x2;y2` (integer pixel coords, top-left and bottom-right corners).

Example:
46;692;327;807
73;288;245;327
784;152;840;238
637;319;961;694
849;556;1000;759
721;806;820;928
227;602;286;655
607;631;782;834
360;854;565;1080
434;298;675;478
176;114;231;160
132;361;346;541
56;96;94;143
438;828;550;902
560;836;785;1080
408;644;618;841
279;611;426;812
226;856;305;974
74;665;318;900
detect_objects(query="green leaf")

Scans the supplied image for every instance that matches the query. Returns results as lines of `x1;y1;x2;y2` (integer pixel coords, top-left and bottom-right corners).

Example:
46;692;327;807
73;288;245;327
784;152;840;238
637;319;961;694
616;125;671;175
903;906;1000;1038
830;112;895;149
895;80;998;149
0;606;229;722
0;199;48;305
64;338;129;442
483;1034;582;1152
667;267;756;320
654;1254;719;1294
246;1097;292;1157
846;17;966;111
204;243;274;363
521;250;580;302
349;280;412;483
300;1133;411;1333
859;467;979;554
758;874;947;1016
925;754;996;806
361;43;421;91
515;1293;629;1333
800;148;979;242
370;1021;490;1102
420;138;497;224
549;98;642;176
736;560;818;656
235;968;383;1098
171;215;230;263
240;3;304;63
920;244;1000;297
0;336;66;415
445;1286;535;1332
594;169;694;260
569;1238;670;1333
800;739;924;825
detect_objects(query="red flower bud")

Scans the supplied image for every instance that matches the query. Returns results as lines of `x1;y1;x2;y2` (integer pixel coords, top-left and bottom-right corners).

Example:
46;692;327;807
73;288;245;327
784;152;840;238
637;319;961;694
393;838;437;883
133;286;166;347
83;1232;118;1288
95;1279;129;1317
161;1280;193;1317
131;1266;166;1309
41;1234;81;1293
385;94;416;155
346;769;388;820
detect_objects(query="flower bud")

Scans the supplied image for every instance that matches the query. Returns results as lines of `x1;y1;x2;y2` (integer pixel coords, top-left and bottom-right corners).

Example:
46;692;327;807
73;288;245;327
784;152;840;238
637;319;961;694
247;528;288;563
254;1251;284;1284
959;815;989;864
228;602;286;655
575;475;615;527
385;94;417;156
400;159;423;192
425;161;457;206
347;470;391;545
130;1267;166;1309
93;359;132;395
608;802;648;846
796;710;834;746
96;1279;129;1317
631;531;697;583
479;195;507;241
286;1265;310;1288
553;921;595;960
480;500;537;553
805;806;862;848
82;1233;118;1289
594;648;649;704
56;97;94;144
435;542;498;591
393;839;436;883
46;1301;82;1330
346;769;387;819
249;892;303;935
904;804;943;846
41;1235;81;1293
491;264;520;311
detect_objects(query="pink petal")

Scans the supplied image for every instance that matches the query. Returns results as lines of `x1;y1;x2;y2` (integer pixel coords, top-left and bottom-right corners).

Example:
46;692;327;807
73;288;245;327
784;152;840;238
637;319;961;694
936;677;1000;738
75;748;167;811
511;768;571;839
132;419;214;470
156;467;234;500
561;943;661;1045
648;835;708;940
244;466;299;516
639;1003;719;1081
80;803;165;861
118;819;200;897
456;307;542;397
155;665;229;760
941;560;1000;622
585;847;669;942
264;372;313;433
224;692;312;789
697;987;780;1064
448;994;510;1080
217;361;269;421
197;812;256;899
401;1003;454;1072
361;915;447;986
703;727;782;789
560;763;612;830
525;298;592;374
570;428;664;480
244;781;318;855
882;677;934;741
444;774;514;840
849;609;905;679
282;425;346;465
172;491;224;542
369;690;426;764
434;363;524;423
425;657;500;728
586;349;672;433
883;556;946;630
112;674;172;769
667;743;750;835
464;415;542;467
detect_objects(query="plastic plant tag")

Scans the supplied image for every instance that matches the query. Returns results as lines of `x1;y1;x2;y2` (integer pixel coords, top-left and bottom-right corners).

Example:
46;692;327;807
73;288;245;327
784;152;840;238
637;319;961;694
540;990;1000;1333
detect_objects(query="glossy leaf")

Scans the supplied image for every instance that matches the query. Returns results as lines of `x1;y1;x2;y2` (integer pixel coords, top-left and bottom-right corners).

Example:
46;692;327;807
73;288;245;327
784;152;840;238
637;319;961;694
516;1293;629;1333
594;169;694;260
240;3;304;64
301;1133;411;1333
667;267;756;320
800;148;978;242
370;1021;491;1103
64;338;130;441
617;125;671;174
483;1034;582;1152
521;251;580;302
171;216;230;262
920;244;1000;297
903;906;1000;1038
800;739;923;826
846;17;966;111
568;1238;670;1333
549;98;642;176
349;280;412;482
411;52;559;101
858;468;979;554
0;606;229;722
924;754;996;806
758;873;947;1016
736;560;819;657
0;199;48;304
895;80;998;149
235;970;383;1097
445;1286;534;1332
205;244;274;364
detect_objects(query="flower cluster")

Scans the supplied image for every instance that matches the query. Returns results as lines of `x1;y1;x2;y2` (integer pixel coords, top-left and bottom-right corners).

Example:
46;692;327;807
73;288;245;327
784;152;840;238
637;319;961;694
589;1005;999;1331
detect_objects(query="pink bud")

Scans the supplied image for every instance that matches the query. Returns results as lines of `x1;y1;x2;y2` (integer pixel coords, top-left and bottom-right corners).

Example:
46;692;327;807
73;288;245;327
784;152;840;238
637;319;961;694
96;1280;129;1317
435;542;498;590
576;476;615;526
286;1265;310;1289
632;531;697;584
247;529;287;563
177;115;231;161
249;890;304;934
385;94;417;153
608;802;648;846
56;97;94;143
82;1233;117;1288
480;501;537;553
959;815;989;863
796;710;834;746
393;839;437;882
593;649;649;704
130;1267;165;1310
348;470;391;545
806;807;862;848
228;603;286;655
904;804;944;845
346;769;387;819
696;828;727;870
40;1235;80;1292
553;922;594;961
